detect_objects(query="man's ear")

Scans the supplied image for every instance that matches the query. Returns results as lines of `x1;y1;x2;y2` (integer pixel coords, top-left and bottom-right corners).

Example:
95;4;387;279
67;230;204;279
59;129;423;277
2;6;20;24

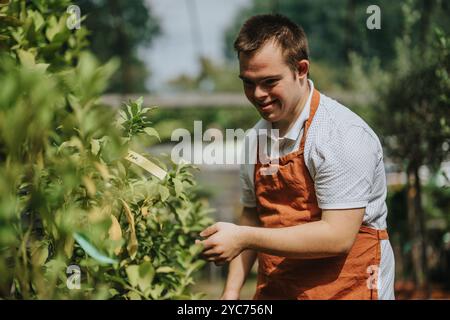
297;59;309;79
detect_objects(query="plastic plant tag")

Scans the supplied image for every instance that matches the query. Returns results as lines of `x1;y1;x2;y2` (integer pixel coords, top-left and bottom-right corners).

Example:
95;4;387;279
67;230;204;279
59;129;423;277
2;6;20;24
125;150;167;180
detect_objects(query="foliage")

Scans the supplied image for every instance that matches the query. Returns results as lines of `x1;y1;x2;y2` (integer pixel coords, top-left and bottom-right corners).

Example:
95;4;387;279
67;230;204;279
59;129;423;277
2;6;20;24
224;0;450;67
150;106;260;144
168;57;243;93
370;0;450;288
0;0;213;299
75;0;161;93
372;5;449;172
386;180;450;282
0;0;88;70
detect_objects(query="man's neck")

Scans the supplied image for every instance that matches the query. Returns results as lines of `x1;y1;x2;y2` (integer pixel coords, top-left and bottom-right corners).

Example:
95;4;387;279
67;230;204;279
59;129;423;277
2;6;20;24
273;81;311;137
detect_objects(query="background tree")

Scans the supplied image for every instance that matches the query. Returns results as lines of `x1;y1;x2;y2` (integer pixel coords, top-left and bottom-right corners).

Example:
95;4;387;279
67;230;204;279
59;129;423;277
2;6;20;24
224;0;405;71
75;0;161;93
371;0;450;296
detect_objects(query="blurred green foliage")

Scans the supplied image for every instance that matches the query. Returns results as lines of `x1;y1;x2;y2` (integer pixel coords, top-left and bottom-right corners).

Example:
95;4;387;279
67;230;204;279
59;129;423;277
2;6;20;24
150;106;260;143
387;180;450;285
168;57;243;93
75;0;161;93
0;0;212;299
366;0;449;288
224;0;450;69
176;0;447;94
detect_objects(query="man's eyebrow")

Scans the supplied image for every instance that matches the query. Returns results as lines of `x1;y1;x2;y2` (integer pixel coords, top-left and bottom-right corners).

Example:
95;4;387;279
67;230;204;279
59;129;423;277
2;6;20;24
238;75;282;81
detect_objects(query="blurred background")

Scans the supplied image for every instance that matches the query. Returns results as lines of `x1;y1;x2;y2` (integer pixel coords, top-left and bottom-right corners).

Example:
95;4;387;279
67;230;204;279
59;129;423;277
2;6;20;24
14;0;450;299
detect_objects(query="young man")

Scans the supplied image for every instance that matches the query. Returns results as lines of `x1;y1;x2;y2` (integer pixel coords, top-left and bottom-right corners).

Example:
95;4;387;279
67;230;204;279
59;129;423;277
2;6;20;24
199;14;395;300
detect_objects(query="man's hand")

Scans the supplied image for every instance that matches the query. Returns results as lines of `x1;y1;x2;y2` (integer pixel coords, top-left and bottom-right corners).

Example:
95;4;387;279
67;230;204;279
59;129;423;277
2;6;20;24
198;222;247;265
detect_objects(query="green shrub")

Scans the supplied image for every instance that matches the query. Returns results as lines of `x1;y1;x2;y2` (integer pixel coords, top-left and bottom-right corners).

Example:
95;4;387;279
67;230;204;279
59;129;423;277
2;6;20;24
0;0;212;299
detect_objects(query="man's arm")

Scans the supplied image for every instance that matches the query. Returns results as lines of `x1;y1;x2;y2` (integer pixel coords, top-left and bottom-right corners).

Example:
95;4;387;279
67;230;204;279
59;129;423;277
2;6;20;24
200;208;364;262
242;208;364;258
221;206;260;300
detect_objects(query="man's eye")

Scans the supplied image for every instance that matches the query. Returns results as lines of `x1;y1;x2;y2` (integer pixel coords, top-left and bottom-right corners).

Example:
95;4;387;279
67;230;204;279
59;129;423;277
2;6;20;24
264;79;278;86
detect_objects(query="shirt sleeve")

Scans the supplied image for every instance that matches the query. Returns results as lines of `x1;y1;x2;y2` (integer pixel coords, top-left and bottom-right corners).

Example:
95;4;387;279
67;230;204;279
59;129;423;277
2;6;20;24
309;125;380;210
239;163;257;208
239;129;258;208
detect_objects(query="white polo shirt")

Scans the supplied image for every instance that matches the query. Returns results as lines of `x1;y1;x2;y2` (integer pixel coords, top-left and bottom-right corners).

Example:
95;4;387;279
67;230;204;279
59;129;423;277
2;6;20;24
239;79;395;299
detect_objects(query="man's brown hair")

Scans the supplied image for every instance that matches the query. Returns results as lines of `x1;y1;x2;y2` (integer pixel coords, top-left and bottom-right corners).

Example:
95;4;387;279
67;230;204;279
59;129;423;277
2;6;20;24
234;14;309;73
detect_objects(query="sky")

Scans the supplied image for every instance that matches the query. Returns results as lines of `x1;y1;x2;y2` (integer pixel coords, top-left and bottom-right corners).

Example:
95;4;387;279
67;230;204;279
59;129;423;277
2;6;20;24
143;0;251;92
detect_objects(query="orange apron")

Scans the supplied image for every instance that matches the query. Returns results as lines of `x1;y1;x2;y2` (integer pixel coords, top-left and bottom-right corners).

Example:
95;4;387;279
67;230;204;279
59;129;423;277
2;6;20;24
253;89;388;300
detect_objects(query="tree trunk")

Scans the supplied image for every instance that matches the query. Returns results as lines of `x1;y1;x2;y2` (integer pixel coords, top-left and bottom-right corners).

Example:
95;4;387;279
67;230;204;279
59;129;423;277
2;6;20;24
406;163;430;298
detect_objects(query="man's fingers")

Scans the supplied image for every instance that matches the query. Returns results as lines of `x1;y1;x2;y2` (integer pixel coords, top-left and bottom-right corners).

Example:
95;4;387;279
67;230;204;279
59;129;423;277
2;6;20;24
207;255;221;261
204;252;228;265
214;259;227;266
202;248;219;257
198;238;215;251
200;223;218;238
205;254;222;263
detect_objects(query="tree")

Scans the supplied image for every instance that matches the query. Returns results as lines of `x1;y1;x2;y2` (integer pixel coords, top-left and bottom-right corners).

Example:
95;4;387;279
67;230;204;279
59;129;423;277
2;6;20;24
223;0;405;70
373;0;450;296
75;0;161;93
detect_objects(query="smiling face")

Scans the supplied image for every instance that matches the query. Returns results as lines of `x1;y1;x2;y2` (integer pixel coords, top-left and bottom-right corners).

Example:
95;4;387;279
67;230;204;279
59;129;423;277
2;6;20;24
238;40;309;129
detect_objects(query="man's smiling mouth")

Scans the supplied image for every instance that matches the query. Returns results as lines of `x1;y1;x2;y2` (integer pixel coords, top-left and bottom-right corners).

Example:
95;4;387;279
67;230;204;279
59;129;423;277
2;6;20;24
257;99;278;111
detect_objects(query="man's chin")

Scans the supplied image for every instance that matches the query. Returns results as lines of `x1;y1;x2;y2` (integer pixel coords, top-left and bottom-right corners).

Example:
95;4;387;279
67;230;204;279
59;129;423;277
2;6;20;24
259;111;279;123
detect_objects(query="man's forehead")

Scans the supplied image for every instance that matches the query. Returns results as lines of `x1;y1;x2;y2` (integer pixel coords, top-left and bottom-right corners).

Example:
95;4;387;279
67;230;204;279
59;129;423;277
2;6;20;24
239;44;287;75
239;41;284;63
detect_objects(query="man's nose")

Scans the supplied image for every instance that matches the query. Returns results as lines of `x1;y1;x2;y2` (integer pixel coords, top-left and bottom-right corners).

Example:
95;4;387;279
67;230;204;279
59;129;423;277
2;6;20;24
253;85;268;100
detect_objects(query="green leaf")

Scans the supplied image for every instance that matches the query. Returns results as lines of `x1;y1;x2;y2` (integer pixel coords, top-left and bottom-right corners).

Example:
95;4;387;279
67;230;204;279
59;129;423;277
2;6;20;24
148;284;164;299
31;242;48;266
189;243;203;257
156;266;175;273
130;101;138;116
17;49;35;67
187;260;206;275
177;234;186;246
127;291;141;300
45;16;60;42
143;127;160;142
138;261;154;292
125;262;154;293
135;96;143;107
35;63;50;72
125;265;139;287
31;10;45;31
108;288;119;297
172;178;183;197
90;139;101;156
158;184;170;202
117;161;127;178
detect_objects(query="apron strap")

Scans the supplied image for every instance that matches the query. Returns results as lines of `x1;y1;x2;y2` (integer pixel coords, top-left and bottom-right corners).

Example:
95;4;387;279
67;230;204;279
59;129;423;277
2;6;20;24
299;89;321;152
